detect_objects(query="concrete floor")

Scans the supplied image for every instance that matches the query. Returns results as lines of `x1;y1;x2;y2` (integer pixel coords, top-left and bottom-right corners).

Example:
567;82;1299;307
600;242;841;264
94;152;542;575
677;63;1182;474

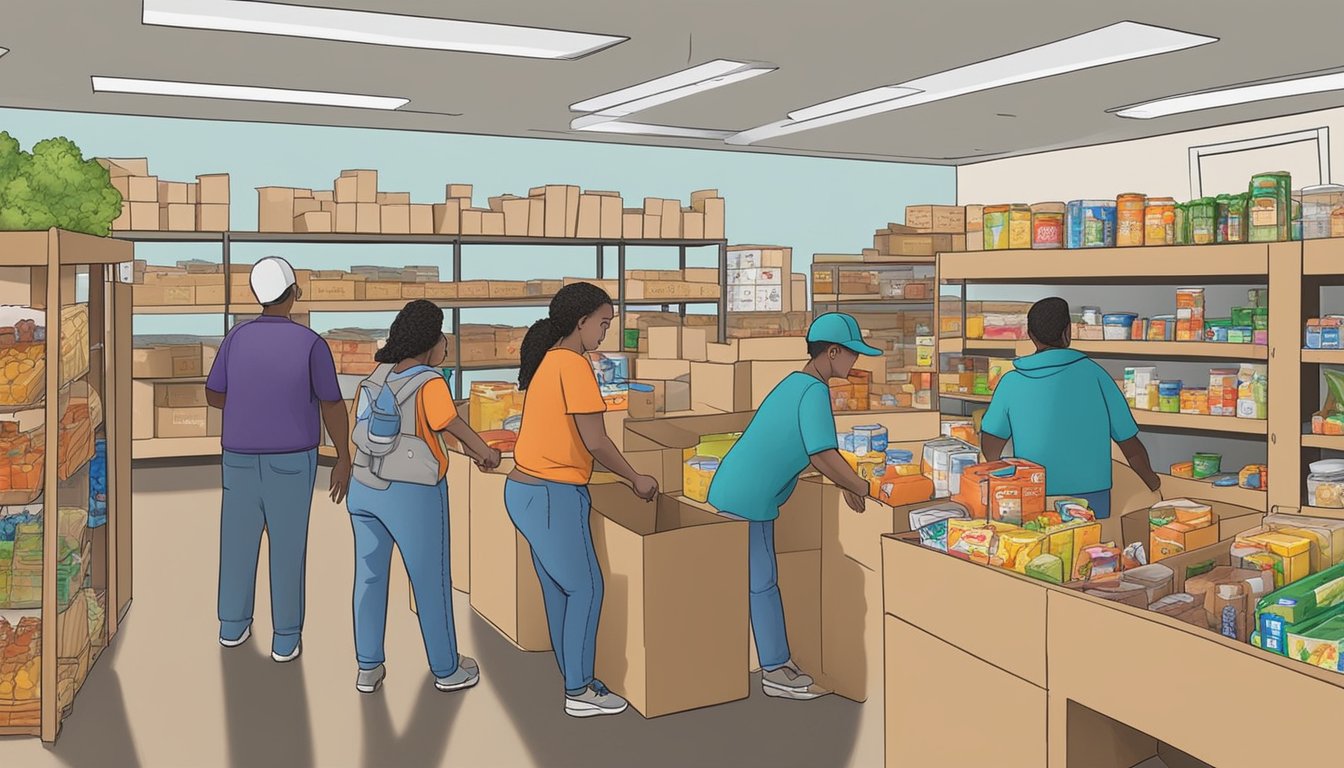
0;461;874;768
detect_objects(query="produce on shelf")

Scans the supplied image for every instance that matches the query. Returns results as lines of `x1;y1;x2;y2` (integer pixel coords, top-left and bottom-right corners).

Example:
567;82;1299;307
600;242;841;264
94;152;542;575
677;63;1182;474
0;133;122;237
96;156;230;232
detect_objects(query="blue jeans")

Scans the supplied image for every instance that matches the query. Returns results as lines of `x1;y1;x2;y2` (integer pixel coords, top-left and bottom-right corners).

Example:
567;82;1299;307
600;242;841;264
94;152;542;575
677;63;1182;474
219;449;318;655
503;478;602;695
747;520;791;671
347;477;459;678
1075;490;1113;520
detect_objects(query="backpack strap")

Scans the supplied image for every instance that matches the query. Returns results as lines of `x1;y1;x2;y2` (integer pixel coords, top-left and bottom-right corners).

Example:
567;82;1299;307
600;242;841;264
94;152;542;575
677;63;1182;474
386;368;444;405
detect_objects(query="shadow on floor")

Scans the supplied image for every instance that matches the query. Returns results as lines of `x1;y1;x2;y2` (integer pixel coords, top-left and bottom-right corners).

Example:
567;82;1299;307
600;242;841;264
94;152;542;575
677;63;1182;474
42;625;143;768
359;679;465;768
220;640;315;768
468;609;860;768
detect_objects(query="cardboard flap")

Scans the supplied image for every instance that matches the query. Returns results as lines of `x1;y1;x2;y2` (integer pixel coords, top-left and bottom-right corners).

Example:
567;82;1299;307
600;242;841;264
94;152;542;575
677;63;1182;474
589;485;728;536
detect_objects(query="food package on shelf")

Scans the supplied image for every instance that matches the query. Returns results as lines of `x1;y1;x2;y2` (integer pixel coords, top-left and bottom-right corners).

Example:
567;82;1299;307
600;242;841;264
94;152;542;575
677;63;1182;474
1256;561;1344;655
1263;514;1344;570
1287;610;1344;673
0;344;43;407
1024;553;1065;584
88;438;108;528
60;304;90;384
0;422;44;504
0;616;42;718
467;381;523;435
954;459;1046;525
909;504;971;553
1231;530;1314;588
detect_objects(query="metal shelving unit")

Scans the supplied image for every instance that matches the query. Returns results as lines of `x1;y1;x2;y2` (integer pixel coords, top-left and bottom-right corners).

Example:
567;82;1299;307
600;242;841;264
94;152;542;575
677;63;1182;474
114;231;730;399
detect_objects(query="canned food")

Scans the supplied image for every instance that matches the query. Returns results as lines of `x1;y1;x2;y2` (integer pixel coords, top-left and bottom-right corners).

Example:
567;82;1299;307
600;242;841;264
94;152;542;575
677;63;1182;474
1248;171;1292;243
1144;197;1176;246
1066;200;1117;248
1117;193;1146;247
1009;204;1032;249
1189;197;1217;245
1031;202;1066;249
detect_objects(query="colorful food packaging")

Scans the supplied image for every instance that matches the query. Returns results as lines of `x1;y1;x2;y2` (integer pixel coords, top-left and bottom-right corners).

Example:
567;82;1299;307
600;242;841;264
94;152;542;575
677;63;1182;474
1238;464;1267;490
1151;522;1219;563
1287;609;1344;673
1264;514;1344;569
997;529;1047;572
1121;542;1148;570
1170;461;1195;479
1077;544;1121;581
954;459;1047;525
1236;363;1268;420
1232;531;1313;587
872;474;935;507
1025;553;1064;584
910;505;971;553
1257;561;1344;632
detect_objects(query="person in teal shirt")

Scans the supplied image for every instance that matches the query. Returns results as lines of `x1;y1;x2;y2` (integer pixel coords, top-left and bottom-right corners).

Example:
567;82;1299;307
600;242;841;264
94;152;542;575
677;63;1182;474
709;313;876;701
980;297;1161;518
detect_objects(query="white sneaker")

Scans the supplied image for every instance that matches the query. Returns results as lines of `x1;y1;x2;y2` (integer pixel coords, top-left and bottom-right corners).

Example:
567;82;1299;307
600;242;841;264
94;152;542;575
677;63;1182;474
271;640;302;663
219;626;251;648
565;682;629;718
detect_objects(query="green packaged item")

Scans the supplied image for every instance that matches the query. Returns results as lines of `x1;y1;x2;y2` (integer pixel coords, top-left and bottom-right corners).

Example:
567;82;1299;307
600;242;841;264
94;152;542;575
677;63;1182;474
1025;553;1064;584
1231;307;1255;327
1253;308;1269;331
0;540;12;568
1248;288;1269;308
1193;452;1222;479
1174;203;1190;245
1288;609;1344;672
1190;197;1217;244
1258;560;1344;625
1248;171;1292;242
1325;369;1344;414
1150;507;1177;529
624;329;640;350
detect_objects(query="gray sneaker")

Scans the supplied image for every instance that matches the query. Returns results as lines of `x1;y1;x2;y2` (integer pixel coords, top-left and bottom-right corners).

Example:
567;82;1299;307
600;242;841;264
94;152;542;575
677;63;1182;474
565;681;629;718
762;662;829;700
356;665;386;694
434;656;480;692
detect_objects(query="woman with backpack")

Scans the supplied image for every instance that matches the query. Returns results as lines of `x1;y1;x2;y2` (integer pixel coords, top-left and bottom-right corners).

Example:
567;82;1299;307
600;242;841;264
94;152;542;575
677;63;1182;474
506;282;659;718
346;300;501;695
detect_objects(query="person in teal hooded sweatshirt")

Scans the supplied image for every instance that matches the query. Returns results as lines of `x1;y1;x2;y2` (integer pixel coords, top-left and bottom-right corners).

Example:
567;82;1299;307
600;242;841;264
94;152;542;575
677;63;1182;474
980;297;1160;518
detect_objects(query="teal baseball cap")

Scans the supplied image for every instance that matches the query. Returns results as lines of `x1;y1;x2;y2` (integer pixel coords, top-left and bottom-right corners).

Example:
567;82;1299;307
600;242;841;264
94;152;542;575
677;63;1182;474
807;312;882;356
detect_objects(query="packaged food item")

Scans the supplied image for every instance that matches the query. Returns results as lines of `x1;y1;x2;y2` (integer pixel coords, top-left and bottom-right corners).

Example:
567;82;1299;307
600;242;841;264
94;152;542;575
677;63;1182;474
1264;513;1344;569
852;424;889;455
1144;196;1177;245
1025;553;1065;584
1236;363;1268;420
1238;464;1267;490
1170;461;1194;479
1192;452;1222;479
682;456;720;503
954;459;1047;525
1031;202;1065;248
1176;287;1206;341
873;474;935;506
1122;563;1175;605
1101;313;1137;340
1189;197;1217;244
1287;610;1344;672
1248;171;1292;243
983;205;1010;250
1232;531;1313;587
1122;541;1148;570
1077;544;1121;581
1256;561;1344;654
1116;193;1146;246
1179;387;1208;415
947;520;1000;563
1124;366;1158;410
1066;200;1117;248
1208;368;1238;416
1002;204;1030;249
1158;380;1182;413
910;505;971;553
998;529;1047;572
921;437;980;498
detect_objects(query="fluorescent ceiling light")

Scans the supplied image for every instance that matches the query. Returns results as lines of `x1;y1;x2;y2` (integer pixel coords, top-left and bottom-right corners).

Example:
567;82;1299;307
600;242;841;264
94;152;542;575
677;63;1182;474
1115;71;1344;119
91;76;409;110
569;116;732;140
142;0;625;60
729;22;1216;145
0;48;7;58
572;59;776;116
787;86;922;122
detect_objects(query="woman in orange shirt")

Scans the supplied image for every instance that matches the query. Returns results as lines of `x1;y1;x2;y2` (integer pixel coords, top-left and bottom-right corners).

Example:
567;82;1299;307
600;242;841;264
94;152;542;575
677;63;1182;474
507;283;658;718
347;300;500;695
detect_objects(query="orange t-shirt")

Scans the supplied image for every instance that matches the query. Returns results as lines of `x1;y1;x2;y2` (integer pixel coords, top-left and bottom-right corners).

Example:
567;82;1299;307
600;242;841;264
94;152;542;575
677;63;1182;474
356;372;459;480
514;349;606;485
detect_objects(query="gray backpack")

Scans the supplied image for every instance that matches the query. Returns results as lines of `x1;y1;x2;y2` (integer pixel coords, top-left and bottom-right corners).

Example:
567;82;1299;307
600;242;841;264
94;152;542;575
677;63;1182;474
351;364;445;489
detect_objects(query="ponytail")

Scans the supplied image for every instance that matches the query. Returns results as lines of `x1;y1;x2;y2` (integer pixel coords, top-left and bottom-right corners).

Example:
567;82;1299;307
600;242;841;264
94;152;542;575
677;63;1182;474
517;282;613;390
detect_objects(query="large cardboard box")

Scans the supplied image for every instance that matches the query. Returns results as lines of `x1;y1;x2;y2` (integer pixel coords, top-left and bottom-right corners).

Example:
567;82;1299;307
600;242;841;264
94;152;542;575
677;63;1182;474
432;200;461;235
160;203;195;231
1120;500;1263;564
257;187;296;232
340;170;378;204
885;615;1046;768
355;203;380;233
690;360;799;413
589;485;749;717
381;204;411;235
153;382;207;408
502;198;530;237
410;204;434;235
577;194;601;238
600;194;623;239
196;173;230;205
623;411;754;495
467;462;550;651
155;406;208;438
196;203;230;232
127;175;158;203
707;337;808;363
904;204;966;234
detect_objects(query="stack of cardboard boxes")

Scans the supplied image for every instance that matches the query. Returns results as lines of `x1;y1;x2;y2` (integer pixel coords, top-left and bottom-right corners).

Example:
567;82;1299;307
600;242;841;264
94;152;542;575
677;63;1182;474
98;158;230;232
131;340;221;441
257;170;726;239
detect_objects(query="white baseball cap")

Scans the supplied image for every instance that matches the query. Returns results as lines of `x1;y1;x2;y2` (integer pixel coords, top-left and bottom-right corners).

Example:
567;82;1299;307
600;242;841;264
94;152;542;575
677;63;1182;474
250;257;297;305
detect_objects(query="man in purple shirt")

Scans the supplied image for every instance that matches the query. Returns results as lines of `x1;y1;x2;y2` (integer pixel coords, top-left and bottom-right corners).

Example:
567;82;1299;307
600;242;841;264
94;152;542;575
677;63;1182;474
205;256;351;662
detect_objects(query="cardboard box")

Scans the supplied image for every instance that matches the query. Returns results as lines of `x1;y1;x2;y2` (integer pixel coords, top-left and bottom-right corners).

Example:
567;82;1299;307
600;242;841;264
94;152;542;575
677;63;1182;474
482;211;506;236
700;197;726;239
380;204;411;235
410;204;434;234
293;211;332;233
196;204;229;232
885;615;1046;768
577;194;601;238
564;185;580;237
623;211;643;239
364;281;402;300
467;462;551;651
531;186;569;238
589;485;749;717
355;203;380;233
661;200;682;238
197;174;230;205
308;279;364;302
905;205;966;234
461;209;484;236
155;406;209;438
338;170;378;203
127;175;158;203
432;200;460;235
129;202;160;231
643;213;661;239
707;337;808;363
488;281;527;299
689;360;799;413
457;281;490;300
99;157;149;176
647;326;683;360
257;187;296;232
502;198;530;237
683;211;706;239
158;181;188;204
132;380;154;438
445;183;473;202
154;382;207;408
600;195;623;239
378;192;411;206
1120;502;1264;564
333;175;358;204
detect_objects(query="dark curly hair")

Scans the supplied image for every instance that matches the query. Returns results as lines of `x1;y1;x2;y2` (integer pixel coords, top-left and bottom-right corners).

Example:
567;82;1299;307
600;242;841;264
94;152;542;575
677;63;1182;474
1028;296;1071;348
518;282;612;391
375;300;445;364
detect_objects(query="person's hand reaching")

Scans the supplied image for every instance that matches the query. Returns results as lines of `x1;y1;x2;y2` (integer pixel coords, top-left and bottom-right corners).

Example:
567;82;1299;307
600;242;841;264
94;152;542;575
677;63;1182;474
843;489;866;513
632;474;659;501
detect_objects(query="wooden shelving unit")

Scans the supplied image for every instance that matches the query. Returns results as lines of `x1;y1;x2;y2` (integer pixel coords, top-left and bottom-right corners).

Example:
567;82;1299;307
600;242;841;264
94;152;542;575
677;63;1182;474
945;337;1267;360
1301;349;1344;364
131;436;221;460
0;230;133;742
